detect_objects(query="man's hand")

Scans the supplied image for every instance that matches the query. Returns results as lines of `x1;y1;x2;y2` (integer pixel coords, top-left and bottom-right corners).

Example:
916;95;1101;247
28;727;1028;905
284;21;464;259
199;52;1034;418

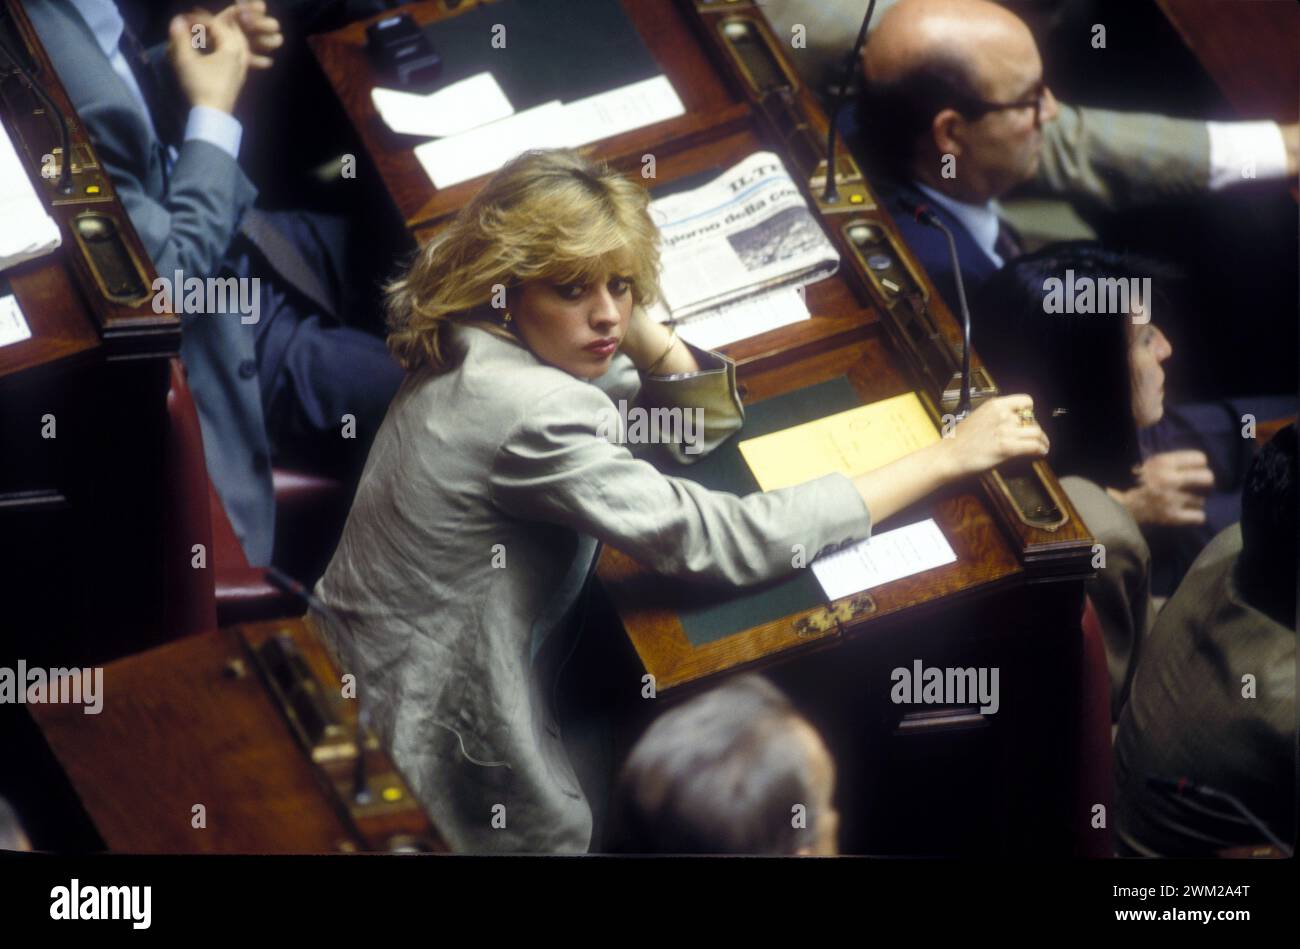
1108;450;1214;527
225;1;284;70
168;11;251;114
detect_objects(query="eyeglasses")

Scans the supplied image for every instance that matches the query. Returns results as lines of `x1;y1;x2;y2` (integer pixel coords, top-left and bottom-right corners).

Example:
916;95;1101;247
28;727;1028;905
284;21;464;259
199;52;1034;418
962;80;1048;129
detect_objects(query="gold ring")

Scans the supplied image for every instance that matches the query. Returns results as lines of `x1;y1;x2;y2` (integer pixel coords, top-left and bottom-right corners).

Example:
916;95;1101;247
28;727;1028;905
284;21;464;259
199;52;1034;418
1017;408;1036;426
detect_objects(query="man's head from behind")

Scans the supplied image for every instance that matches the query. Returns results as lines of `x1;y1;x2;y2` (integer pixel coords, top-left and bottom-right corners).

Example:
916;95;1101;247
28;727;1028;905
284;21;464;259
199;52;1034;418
606;675;838;855
1237;424;1298;629
861;0;1058;201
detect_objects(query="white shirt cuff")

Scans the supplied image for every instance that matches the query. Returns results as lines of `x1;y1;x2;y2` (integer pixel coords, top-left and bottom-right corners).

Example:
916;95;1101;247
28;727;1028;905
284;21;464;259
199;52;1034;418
1206;121;1287;189
183;106;243;160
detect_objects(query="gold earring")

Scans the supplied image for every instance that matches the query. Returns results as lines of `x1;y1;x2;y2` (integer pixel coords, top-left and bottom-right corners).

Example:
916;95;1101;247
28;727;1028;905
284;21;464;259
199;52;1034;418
501;310;512;324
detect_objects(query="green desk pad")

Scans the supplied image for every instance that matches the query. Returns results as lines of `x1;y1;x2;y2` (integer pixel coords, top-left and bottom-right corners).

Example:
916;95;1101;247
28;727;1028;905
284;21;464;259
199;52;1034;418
420;0;660;110
655;375;862;647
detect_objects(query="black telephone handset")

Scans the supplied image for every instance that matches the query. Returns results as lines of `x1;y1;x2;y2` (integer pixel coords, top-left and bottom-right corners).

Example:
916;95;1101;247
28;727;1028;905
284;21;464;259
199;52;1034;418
365;13;442;90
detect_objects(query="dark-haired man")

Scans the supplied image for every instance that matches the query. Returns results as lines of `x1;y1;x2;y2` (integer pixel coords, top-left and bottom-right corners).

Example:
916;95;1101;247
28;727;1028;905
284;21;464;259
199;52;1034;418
605;675;839;854
1113;426;1297;857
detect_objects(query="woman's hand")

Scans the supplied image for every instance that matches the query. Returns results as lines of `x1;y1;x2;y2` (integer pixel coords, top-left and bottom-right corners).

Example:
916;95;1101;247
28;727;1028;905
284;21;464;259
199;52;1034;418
621;305;699;375
619;304;661;366
940;394;1050;478
849;394;1048;527
1107;450;1214;526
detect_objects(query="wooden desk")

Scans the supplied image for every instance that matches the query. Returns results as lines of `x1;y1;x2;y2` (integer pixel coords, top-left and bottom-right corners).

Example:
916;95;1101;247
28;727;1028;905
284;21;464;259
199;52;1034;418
1157;0;1299;121
30;617;446;854
310;0;1096;854
1;0;180;665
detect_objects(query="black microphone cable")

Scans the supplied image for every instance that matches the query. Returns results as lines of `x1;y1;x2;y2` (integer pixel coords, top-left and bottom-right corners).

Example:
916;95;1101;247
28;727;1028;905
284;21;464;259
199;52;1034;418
0;23;74;195
822;0;877;204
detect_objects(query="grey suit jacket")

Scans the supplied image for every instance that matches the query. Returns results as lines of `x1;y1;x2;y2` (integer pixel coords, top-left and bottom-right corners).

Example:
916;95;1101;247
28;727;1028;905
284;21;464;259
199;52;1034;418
1059;476;1155;722
310;322;873;853
27;0;275;565
1113;525;1296;857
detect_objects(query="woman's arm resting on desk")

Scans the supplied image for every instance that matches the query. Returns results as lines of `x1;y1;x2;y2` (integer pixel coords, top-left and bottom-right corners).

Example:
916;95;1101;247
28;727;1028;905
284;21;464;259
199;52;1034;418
852;394;1050;524
597;305;744;465
491;387;1046;585
490;384;868;586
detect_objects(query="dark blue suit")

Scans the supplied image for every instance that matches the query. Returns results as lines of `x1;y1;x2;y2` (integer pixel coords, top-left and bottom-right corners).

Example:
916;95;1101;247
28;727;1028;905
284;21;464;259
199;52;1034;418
839;102;996;314
28;0;403;566
876;178;998;317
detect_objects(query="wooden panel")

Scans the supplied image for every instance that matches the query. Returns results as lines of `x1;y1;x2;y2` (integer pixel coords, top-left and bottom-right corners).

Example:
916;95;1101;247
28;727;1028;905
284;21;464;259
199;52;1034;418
0;0;179;367
1;0;180;663
601;335;1027;691
1157;0;1300;120
307;0;746;229
30;619;445;853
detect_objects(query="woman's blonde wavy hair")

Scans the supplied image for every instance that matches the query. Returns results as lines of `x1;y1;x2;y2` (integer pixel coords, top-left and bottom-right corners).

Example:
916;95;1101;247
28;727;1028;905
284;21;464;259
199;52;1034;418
386;149;662;372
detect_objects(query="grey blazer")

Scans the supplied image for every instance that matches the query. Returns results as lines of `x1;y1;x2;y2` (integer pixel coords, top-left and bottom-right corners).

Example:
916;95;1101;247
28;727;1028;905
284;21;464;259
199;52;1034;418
310;322;873;853
27;0;274;564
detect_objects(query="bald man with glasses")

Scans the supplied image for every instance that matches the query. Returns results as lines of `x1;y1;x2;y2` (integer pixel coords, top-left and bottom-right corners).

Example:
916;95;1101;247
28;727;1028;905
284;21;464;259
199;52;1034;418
765;0;1297;313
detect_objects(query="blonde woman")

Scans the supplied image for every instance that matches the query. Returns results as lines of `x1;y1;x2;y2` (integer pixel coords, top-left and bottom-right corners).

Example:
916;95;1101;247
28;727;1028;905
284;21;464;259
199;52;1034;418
310;149;1048;854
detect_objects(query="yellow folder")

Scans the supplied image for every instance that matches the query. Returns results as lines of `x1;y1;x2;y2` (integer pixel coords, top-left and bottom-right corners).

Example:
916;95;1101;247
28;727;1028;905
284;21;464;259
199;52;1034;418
738;391;939;492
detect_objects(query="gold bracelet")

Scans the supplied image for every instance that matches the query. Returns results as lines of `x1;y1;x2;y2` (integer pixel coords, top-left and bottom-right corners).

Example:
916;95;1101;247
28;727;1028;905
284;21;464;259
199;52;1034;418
646;326;678;374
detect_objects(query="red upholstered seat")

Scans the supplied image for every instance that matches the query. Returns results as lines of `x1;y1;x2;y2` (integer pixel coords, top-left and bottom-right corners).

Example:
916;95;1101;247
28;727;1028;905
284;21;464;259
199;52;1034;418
268;468;351;590
163;357;218;637
163;357;309;630
207;478;302;625
1075;596;1115;857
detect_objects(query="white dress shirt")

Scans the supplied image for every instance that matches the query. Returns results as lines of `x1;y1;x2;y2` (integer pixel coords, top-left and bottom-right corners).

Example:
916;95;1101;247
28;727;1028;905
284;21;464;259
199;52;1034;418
1206;121;1289;189
915;181;1007;267
914;118;1290;269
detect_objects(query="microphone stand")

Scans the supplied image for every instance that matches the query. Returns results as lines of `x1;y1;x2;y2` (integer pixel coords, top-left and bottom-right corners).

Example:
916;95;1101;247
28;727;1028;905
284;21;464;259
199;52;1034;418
821;0;877;204
899;199;974;419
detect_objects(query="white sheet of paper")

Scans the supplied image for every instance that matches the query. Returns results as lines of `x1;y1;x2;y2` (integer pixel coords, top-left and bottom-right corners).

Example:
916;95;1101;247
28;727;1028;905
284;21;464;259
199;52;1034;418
563;75;685;147
0;294;33;348
670;286;809;349
415;100;571;189
371;73;514;138
414;76;685;189
811;518;957;601
1;122;61;273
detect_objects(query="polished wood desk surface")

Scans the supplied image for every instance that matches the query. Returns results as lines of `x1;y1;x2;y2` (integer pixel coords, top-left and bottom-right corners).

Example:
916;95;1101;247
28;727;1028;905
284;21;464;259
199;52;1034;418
1157;0;1299;121
310;0;1096;693
2;0;182;663
312;0;876;376
31;617;447;854
0;0;177;383
310;0;751;231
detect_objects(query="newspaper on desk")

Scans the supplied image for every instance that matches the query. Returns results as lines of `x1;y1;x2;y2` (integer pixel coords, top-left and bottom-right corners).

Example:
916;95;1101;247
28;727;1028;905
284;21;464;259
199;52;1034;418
649;151;839;321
